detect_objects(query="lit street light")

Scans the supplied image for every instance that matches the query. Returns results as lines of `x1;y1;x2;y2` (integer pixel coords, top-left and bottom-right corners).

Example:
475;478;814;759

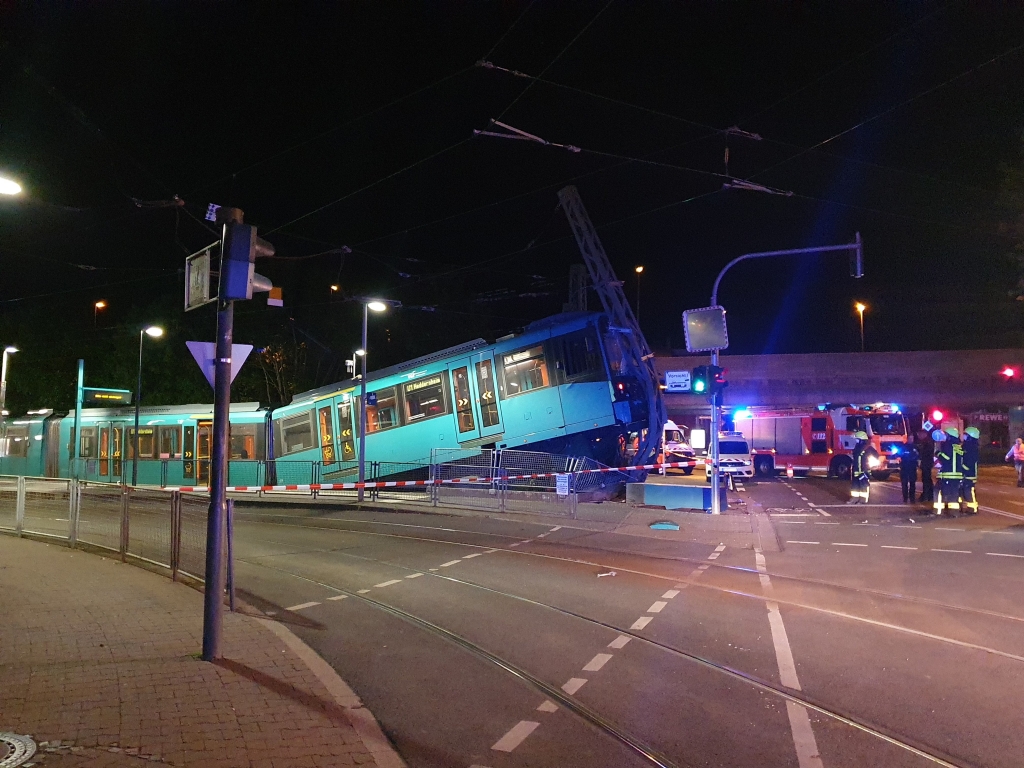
132;326;164;485
94;300;107;327
0;176;22;196
855;302;867;353
346;348;365;379
634;266;644;324
357;299;400;501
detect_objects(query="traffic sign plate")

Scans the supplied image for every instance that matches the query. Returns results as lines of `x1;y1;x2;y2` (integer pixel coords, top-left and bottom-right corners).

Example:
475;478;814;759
665;370;691;393
186;341;253;389
185;242;219;311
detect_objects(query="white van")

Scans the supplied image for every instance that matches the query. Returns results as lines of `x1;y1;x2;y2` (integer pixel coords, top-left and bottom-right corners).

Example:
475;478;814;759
663;419;696;475
705;431;753;479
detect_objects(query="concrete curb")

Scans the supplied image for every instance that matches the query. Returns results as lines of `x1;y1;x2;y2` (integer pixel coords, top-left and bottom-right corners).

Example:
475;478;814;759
257;617;407;768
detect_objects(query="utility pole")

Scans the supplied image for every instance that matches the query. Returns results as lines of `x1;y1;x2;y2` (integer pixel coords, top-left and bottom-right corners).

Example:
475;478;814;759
705;233;863;514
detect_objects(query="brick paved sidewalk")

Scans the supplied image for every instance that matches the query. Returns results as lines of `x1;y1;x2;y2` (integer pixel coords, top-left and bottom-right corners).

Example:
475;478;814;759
0;536;405;768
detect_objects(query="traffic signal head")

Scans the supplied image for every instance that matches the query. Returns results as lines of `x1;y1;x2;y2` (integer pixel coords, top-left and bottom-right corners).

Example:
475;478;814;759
709;365;727;391
221;222;275;301
931;409;944;423
691;366;708;393
1002;367;1015;378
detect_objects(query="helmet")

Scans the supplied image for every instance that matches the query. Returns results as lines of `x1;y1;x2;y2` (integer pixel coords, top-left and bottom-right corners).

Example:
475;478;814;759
854;431;868;440
944;426;960;438
965;426;980;439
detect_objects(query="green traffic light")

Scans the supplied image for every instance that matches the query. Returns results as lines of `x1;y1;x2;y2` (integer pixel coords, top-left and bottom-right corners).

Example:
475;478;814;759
694;380;706;393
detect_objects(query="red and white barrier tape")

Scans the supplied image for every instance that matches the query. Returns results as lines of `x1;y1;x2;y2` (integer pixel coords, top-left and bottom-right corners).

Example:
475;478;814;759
163;459;702;493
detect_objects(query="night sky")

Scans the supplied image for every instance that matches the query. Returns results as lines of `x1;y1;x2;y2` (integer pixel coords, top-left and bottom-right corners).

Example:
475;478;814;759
2;1;1024;410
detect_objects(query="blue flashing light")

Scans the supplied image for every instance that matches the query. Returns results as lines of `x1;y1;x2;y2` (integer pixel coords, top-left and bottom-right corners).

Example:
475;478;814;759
889;445;900;454
733;408;752;420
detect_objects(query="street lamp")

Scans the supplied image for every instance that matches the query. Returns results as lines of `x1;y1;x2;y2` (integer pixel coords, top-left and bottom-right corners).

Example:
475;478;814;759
346;348;365;379
94;300;107;327
855;302;867;353
357;299;400;501
132;326;164;485
634;266;644;323
0;176;22;196
1;347;18;446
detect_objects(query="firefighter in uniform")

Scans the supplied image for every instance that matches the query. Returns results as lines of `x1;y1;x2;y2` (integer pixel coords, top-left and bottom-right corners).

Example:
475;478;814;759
960;426;980;514
934;426;963;514
849;431;871;503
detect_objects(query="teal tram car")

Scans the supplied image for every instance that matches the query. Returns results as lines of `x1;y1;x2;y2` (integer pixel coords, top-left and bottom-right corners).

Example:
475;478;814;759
0;311;653;485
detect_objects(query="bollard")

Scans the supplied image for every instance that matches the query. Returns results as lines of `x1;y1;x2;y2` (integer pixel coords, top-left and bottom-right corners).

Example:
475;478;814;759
68;479;80;548
786;464;794;479
15;475;25;536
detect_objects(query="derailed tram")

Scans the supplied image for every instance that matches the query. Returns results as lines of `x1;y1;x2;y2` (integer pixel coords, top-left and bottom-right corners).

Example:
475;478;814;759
0;311;654;485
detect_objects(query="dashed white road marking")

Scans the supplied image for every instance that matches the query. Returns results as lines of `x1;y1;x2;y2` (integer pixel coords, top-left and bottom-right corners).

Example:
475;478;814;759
832;542;868;547
662;589;680;599
561;678;587;695
462;552;483;559
982;530;1013;535
777;520;806;524
882;545;918;550
483;548;500;553
895;525;921;529
509;543;521;548
537;533;548;538
286;601;321;611
756;549;824;768
814;522;839;525
631;616;653;630
536;700;558;713
491;721;540;752
714;544;727;552
405;573;423;579
648;601;668;613
374;580;402;588
608;635;631;649
549;526;562;532
327;594;348;601
429;568;439;571
936;527;966;531
357;589;371;594
583;653;613;672
932;549;971;554
816;508;832;517
987;552;1024;558
440;560;461;567
787;541;820;545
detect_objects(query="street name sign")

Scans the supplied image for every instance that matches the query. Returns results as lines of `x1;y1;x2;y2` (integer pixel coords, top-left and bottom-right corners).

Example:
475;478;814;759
186;341;253;389
683;306;729;353
665;370;691;393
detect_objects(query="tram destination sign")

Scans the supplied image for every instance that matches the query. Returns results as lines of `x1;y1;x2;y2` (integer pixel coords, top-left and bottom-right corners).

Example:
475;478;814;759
82;387;132;406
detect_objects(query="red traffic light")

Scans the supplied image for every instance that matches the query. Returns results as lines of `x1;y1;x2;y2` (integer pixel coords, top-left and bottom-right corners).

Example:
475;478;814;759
931;409;944;422
1002;367;1015;378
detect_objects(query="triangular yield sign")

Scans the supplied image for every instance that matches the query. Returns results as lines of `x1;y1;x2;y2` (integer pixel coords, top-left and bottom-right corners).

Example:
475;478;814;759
186;341;254;389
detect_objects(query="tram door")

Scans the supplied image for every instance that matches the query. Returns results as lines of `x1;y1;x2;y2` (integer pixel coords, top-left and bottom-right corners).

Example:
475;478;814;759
197;421;212;484
448;354;503;444
97;423;124;481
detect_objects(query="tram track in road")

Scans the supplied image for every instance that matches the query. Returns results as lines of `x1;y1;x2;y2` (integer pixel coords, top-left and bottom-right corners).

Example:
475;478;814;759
240;551;970;768
237;515;1024;634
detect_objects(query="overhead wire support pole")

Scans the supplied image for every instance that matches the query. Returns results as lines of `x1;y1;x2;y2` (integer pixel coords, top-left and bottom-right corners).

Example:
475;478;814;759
706;232;863;515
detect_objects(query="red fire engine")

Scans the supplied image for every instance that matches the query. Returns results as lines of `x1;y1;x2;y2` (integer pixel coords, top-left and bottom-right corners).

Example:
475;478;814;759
729;403;908;479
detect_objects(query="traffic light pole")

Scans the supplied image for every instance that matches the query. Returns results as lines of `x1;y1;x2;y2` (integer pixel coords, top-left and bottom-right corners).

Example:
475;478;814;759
202;212;244;662
707;234;864;515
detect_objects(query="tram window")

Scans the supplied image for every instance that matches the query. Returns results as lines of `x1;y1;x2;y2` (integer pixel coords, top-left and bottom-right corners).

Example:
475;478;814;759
552;330;602;382
279;412;316;455
501;345;549;396
158;426;181;459
127;428;156;459
5;426;29;457
230;423;260;460
404;374;448;423
79;427;98;459
336;401;356;460
364;387;399;433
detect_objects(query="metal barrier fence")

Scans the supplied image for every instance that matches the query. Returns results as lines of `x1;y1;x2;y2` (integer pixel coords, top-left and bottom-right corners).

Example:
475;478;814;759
427;448;602;517
0;474;209;582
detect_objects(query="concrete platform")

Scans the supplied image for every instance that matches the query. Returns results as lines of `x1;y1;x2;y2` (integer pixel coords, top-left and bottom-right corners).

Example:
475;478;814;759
625;480;728;511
